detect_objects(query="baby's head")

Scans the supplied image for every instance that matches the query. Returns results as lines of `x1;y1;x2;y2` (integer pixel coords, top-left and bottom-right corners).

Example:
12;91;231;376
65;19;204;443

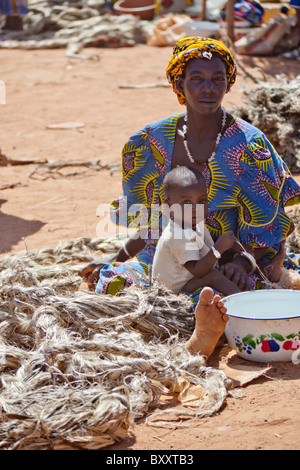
163;166;208;228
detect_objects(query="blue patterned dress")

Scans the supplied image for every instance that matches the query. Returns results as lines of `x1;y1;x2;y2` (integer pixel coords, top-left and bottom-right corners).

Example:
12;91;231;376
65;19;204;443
0;0;28;15
96;114;300;304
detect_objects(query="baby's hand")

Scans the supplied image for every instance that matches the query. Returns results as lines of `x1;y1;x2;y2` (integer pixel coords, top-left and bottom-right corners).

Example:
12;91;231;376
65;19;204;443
214;231;236;254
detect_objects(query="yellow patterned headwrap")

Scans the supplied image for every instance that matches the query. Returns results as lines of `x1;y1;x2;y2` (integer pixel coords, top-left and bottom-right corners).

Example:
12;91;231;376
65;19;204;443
166;36;237;105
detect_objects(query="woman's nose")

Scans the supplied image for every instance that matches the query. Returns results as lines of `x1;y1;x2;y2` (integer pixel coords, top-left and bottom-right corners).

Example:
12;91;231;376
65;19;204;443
201;79;213;92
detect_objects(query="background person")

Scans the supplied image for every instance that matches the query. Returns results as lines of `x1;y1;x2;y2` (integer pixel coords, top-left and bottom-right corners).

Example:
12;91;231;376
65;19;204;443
0;0;28;31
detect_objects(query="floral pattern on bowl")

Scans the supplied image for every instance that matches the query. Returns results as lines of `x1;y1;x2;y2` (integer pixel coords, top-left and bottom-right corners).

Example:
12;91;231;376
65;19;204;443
224;290;300;362
232;331;300;356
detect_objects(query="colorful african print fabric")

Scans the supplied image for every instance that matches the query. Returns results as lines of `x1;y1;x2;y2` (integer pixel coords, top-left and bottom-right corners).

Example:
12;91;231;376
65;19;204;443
96;114;300;305
290;0;300;8
0;0;28;15
166;37;237;105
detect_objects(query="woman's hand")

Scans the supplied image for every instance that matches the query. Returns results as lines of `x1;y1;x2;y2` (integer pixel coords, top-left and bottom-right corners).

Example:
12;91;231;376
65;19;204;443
80;254;118;290
258;243;286;283
80;233;146;290
219;256;250;291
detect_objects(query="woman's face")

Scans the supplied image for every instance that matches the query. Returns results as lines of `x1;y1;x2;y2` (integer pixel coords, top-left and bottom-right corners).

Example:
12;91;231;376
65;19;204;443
177;56;229;115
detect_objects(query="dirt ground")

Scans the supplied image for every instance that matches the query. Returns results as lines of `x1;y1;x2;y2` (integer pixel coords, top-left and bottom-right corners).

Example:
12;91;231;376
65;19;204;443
1;44;300;451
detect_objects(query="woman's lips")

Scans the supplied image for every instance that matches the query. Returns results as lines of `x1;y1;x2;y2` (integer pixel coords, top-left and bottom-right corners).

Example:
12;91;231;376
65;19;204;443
198;100;216;104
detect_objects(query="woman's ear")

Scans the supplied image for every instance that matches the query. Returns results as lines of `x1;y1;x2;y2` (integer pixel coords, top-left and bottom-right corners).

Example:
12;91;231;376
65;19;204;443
226;82;231;94
175;76;184;96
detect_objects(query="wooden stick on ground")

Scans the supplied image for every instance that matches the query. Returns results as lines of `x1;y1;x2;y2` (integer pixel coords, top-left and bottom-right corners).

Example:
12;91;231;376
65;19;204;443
0;151;48;166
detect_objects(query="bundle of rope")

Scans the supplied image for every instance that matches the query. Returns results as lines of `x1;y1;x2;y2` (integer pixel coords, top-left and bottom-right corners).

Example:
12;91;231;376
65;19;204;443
0;0;149;58
232;74;300;173
0;235;231;450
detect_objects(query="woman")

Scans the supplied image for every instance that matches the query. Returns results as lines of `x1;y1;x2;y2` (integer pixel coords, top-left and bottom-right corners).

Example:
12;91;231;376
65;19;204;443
82;36;300;303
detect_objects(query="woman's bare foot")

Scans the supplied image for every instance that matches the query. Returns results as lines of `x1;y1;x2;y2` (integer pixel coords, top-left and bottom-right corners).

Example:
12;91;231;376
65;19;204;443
185;287;228;359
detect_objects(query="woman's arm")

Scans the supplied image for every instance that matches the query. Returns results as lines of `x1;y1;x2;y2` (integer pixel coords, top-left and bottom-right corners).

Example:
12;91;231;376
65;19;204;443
219;244;283;289
118;230;146;261
256;243;286;283
80;229;146;289
81;128;156;288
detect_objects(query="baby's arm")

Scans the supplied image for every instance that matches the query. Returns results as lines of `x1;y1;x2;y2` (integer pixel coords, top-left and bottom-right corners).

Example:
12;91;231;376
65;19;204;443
185;251;219;278
184;231;236;278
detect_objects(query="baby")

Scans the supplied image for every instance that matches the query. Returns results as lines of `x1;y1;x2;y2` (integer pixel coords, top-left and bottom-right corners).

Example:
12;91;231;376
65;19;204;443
152;166;242;296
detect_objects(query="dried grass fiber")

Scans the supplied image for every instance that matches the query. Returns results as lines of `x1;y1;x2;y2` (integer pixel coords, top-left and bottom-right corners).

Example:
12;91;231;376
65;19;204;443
0;235;231;450
0;0;149;58
232;75;300;173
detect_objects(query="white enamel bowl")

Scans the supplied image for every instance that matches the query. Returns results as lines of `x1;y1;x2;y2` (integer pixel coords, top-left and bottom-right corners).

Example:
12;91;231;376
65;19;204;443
223;290;300;363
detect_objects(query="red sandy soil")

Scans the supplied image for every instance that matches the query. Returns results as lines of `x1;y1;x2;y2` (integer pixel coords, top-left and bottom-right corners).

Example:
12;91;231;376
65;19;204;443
1;45;300;450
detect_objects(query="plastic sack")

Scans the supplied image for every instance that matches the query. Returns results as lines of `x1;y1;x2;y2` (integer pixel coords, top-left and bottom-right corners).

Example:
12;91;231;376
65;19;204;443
147;13;192;46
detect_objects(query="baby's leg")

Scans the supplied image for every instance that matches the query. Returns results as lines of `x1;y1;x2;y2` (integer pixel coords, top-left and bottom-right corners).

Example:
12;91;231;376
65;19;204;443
182;268;241;296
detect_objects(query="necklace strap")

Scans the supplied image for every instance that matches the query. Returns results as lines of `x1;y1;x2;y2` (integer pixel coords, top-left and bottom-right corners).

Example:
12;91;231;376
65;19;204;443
182;107;226;165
